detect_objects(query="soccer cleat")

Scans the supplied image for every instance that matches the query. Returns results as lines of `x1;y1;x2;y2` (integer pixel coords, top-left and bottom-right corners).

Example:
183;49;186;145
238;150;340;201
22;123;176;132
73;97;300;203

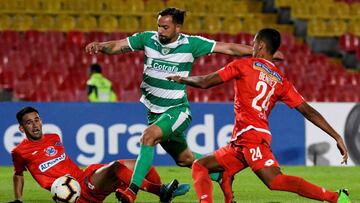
219;171;235;203
172;183;190;198
115;188;136;203
337;189;351;203
159;179;179;203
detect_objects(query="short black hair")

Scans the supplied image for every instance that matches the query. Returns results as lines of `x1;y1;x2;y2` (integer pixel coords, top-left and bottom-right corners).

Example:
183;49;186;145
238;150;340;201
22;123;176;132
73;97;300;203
256;28;281;55
16;106;39;124
158;7;186;25
90;63;102;73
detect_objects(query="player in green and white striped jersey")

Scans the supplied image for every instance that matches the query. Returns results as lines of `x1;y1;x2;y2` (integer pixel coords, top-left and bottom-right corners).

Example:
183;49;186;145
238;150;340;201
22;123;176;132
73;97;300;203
86;7;282;203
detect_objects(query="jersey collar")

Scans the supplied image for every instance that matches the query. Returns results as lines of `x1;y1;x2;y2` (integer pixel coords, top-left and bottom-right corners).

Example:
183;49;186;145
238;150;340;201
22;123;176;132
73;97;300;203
151;33;189;49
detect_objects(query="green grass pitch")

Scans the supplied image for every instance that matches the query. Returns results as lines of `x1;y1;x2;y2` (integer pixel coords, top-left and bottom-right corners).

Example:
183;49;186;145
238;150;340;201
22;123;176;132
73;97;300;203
0;166;358;203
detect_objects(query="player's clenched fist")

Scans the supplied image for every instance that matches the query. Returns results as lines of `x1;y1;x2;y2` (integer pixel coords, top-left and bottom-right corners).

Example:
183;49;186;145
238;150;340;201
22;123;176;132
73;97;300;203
85;42;104;54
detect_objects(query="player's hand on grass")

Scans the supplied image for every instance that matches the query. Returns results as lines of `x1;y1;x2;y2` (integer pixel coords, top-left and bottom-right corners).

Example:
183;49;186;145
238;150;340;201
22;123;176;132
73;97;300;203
336;139;348;165
166;75;181;83
85;42;104;54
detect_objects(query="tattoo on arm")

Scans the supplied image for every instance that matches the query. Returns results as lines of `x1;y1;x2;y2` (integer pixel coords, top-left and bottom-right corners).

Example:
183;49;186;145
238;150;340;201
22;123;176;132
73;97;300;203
100;41;132;54
116;46;132;54
102;46;131;54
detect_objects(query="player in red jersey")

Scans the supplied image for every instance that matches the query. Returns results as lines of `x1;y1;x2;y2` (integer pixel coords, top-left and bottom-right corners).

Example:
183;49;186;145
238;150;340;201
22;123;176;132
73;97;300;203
10;106;185;203
167;28;351;203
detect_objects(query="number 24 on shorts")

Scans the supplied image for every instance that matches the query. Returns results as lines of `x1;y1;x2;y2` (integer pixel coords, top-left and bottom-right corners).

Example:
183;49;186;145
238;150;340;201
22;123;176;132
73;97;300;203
249;147;275;166
250;147;263;161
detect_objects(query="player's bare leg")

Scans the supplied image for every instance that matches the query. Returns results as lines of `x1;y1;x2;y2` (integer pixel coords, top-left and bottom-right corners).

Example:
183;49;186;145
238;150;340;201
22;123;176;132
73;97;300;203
119;159;163;186
255;167;343;203
175;147;195;167
89;161;163;196
91;161;123;192
172;145;223;181
192;155;235;203
121;160;136;170
120;124;163;202
198;155;236;203
219;170;236;203
120;125;180;202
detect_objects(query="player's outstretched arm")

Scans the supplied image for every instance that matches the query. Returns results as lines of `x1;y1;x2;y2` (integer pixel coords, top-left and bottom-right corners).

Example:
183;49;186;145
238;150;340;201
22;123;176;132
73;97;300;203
213;42;284;61
213;42;252;56
167;72;223;89
85;39;132;55
12;173;24;202
296;102;349;164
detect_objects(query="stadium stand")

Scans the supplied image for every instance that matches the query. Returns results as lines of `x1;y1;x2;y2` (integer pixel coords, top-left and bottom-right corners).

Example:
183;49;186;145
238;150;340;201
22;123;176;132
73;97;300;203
0;0;359;102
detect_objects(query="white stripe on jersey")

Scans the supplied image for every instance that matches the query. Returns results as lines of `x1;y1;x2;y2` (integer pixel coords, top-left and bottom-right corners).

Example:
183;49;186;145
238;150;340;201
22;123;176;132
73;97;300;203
144;47;194;63
144;67;190;80
232;125;271;141
140;95;183;113
127;38;134;51
141;81;185;99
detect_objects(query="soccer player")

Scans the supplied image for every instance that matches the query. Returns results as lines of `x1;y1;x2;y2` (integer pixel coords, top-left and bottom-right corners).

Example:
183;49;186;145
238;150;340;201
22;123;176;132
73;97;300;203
10;106;183;203
85;7;284;202
167;28;351;203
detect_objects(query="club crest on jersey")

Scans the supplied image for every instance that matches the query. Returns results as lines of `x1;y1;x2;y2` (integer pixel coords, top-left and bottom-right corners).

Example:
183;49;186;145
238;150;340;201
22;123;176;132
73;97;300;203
253;61;283;83
44;146;57;156
161;47;170;55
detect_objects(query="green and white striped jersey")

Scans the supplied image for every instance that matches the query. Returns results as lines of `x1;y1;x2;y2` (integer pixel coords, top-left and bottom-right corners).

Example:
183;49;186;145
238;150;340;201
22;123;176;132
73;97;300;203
127;31;216;113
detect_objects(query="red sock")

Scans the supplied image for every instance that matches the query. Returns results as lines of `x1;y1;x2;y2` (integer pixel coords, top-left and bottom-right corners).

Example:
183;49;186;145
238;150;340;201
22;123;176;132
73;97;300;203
115;164;133;185
140;179;162;196
269;174;338;203
115;163;161;195
144;166;161;184
219;170;234;203
192;162;213;203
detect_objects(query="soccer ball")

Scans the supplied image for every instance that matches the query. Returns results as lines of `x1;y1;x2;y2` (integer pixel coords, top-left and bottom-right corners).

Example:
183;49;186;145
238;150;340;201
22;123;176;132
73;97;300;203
51;175;81;203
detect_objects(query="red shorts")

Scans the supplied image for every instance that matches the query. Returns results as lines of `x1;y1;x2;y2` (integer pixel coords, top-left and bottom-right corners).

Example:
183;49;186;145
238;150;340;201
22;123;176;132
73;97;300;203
76;160;127;203
214;131;279;176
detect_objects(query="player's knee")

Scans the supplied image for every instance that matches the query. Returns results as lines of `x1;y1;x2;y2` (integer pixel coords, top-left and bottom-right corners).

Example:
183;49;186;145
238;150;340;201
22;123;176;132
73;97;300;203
98;161;122;178
140;129;161;146
175;155;194;167
191;159;202;168
193;158;207;166
108;161;121;171
175;160;192;167
140;133;156;145
192;160;208;173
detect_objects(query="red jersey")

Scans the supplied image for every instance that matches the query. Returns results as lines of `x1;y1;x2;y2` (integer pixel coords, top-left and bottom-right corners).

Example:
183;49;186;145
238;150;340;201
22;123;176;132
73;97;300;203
218;57;304;142
11;133;82;190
